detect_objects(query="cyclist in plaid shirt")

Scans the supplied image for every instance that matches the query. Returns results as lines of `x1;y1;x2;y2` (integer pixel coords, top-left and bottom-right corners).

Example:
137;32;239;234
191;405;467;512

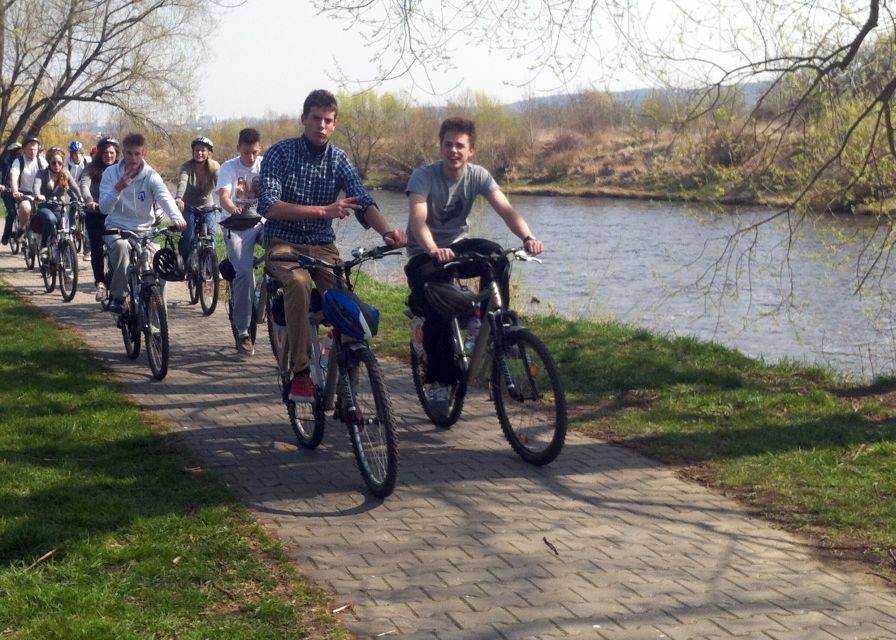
258;89;406;402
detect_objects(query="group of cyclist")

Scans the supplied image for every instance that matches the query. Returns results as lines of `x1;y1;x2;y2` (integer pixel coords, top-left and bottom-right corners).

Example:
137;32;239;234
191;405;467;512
0;88;544;419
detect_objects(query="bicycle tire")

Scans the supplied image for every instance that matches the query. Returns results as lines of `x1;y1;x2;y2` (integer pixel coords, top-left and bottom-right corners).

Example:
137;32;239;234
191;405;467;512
121;306;141;360
72;226;83;253
409;342;466;428
144;286;169;380
41;253;56;292
186;265;200;305
58;240;78;302
491;328;567;465
343;347;398;498
23;239;34;269
9;222;20;255
100;254;112;311
198;248;219;315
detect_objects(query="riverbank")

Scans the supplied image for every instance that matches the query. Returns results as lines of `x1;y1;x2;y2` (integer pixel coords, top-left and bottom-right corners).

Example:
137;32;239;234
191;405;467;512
357;273;896;585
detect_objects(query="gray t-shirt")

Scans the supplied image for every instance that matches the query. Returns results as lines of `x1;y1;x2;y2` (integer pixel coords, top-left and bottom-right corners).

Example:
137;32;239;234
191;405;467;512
405;160;499;257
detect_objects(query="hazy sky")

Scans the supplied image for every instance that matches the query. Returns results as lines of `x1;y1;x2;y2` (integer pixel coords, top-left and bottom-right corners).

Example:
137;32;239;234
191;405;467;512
199;0;640;120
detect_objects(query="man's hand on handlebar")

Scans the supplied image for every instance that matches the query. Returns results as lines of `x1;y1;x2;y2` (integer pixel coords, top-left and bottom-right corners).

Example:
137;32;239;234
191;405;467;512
523;237;544;256
382;229;408;248
428;246;455;263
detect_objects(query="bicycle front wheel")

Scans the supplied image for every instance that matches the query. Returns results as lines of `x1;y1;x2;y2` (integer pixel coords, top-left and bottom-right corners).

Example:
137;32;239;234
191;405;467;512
144;287;170;380
9;222;20;255
343;348;398;498
23;239;34;269
491;328;567;465
198;248;219;315
58;240;78;302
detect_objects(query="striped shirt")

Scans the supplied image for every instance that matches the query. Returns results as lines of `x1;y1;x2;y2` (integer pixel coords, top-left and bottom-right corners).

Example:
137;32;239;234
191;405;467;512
258;136;375;246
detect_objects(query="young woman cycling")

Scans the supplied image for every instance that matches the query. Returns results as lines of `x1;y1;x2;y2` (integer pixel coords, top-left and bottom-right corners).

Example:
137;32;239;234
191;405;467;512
175;136;220;265
79;137;121;301
34;147;82;252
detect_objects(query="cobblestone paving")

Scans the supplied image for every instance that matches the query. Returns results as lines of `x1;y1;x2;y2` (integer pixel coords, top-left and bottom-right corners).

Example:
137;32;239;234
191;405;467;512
3;249;895;640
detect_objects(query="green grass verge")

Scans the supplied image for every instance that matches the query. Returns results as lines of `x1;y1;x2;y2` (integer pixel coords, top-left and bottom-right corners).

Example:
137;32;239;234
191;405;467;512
0;283;348;639
357;274;896;582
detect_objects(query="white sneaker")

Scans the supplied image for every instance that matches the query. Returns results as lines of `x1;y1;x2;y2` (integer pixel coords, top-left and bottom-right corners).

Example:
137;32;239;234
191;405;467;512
94;282;108;302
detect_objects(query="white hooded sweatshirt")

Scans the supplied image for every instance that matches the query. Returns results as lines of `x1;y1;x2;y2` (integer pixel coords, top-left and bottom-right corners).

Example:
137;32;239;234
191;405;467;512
99;160;184;232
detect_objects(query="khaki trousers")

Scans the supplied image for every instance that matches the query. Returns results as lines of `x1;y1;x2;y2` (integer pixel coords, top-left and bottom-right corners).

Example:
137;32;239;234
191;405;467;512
265;239;339;374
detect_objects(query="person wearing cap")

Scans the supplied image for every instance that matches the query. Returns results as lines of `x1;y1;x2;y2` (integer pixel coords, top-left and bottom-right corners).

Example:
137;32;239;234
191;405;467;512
79;136;121;301
9;136;48;238
100;132;187;315
257;89;406;402
217;127;264;355
0;142;22;245
175;136;219;266
67;141;87;183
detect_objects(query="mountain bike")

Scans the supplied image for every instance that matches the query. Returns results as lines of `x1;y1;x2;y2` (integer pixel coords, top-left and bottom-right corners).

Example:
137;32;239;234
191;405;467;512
184;205;220;315
408;246;567;465
268;245;401;498
37;199;79;302
110;227;176;380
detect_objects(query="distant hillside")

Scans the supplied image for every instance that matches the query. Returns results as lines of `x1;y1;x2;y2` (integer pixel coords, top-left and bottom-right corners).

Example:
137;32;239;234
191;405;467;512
509;81;773;112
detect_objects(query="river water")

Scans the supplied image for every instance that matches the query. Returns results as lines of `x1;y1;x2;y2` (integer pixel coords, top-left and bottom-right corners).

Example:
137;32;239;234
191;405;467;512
329;190;896;379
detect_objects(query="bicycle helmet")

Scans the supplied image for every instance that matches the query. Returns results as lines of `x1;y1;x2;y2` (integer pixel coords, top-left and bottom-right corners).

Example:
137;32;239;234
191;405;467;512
69;141;83;153
191;136;214;151
152;247;186;282
219;257;236;282
23;136;40;146
322;288;380;340
423;282;479;317
98;136;119;148
5;142;21;152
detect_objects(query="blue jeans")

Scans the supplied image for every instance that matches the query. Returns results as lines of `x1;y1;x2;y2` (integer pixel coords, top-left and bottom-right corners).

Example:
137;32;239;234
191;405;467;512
224;223;265;336
37;206;63;247
178;207;218;266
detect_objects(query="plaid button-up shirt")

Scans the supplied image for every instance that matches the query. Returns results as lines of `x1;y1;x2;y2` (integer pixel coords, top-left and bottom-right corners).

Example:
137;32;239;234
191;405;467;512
258;136;375;246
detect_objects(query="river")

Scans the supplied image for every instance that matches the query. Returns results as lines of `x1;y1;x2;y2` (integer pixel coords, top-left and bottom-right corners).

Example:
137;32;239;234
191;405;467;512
328;190;896;380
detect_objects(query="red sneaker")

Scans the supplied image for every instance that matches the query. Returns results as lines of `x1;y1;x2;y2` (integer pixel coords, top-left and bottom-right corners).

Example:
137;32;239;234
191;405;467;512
289;372;314;403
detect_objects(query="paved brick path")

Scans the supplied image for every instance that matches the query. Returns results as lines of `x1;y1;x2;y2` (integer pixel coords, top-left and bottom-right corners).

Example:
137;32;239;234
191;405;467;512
3;249;895;640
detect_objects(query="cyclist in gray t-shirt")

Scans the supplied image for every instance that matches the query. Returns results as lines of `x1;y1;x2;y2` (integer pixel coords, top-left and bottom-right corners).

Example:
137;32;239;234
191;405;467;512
404;117;544;414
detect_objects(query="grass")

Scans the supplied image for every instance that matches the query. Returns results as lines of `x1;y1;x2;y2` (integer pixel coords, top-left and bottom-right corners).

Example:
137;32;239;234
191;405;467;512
0;282;348;639
356;275;896;583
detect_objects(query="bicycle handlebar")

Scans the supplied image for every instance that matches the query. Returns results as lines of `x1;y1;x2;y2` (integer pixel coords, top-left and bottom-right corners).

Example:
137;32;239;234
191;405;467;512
442;247;542;270
270;244;401;272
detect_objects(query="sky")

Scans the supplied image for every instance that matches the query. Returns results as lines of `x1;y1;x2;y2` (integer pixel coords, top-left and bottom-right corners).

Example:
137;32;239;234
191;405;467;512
198;0;647;120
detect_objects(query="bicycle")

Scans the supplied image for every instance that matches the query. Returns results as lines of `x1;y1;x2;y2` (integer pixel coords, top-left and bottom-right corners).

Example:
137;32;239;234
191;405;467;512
109;227;178;380
36;199;80;302
267;245;401;498
184;205;220;315
408;247;567;465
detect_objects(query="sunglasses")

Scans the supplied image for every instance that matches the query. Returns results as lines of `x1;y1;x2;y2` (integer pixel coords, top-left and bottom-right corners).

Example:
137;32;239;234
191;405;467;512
49;161;63;167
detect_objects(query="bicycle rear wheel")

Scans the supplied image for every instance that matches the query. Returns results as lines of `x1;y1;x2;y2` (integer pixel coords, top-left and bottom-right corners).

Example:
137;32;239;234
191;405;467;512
23;239;34;269
198;248;219;315
344;347;398;498
491;328;567;465
410;342;466;428
9;221;20;255
120;304;141;360
58;240;78;302
41;253;56;292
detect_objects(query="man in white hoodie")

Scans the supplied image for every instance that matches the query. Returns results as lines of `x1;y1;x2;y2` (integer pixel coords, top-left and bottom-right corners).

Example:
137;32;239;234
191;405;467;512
100;132;187;314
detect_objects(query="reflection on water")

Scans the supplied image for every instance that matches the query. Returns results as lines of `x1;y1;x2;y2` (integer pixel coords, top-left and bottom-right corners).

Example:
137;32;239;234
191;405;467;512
331;190;896;379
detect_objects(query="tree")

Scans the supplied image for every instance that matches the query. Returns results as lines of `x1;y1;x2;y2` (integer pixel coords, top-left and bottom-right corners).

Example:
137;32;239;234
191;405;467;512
0;0;219;147
333;91;405;179
314;0;896;294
